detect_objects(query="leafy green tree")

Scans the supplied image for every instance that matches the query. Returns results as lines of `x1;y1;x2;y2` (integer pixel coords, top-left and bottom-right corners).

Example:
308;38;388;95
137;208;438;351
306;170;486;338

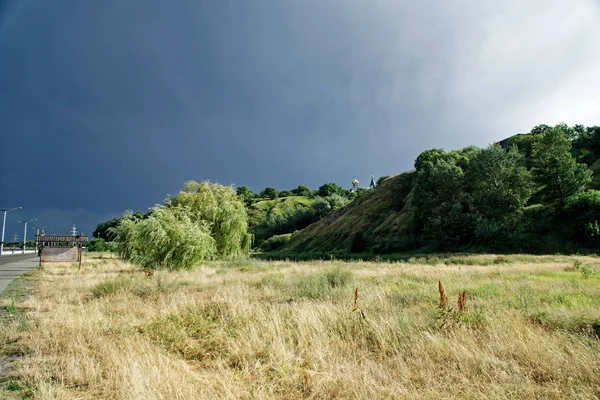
291;185;311;197
571;125;600;165
94;212;148;241
279;190;293;197
531;126;592;209
169;181;250;256
236;185;255;206
317;182;343;197
114;206;216;271
465;145;534;244
466;145;533;219
113;182;250;271
259;187;279;200
92;218;121;241
414;148;446;171
414;155;465;219
310;194;349;219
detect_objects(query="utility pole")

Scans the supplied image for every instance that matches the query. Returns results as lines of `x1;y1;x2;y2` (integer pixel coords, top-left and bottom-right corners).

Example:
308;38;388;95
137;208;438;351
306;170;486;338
31;226;47;253
18;218;37;254
0;207;22;256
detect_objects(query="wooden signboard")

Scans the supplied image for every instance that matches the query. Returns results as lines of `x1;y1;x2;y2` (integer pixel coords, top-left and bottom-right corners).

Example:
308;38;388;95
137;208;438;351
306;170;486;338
41;246;79;262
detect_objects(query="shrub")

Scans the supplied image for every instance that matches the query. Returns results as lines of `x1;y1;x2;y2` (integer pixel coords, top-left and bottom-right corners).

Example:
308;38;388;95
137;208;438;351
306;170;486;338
87;238;106;252
259;234;292;252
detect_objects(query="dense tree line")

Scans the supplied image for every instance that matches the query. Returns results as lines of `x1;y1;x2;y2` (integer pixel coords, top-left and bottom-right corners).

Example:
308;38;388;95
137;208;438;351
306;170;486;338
409;124;598;252
236;181;375;206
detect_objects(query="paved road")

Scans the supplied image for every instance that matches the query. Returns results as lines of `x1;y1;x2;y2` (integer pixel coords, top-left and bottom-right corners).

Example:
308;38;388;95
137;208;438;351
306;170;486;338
0;255;38;294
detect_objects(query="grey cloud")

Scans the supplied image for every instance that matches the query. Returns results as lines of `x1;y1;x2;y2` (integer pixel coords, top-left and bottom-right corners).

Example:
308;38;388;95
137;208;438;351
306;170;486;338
0;0;599;235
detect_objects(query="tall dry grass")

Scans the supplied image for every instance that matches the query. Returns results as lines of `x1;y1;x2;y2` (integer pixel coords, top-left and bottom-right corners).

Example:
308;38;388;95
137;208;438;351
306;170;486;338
1;255;599;399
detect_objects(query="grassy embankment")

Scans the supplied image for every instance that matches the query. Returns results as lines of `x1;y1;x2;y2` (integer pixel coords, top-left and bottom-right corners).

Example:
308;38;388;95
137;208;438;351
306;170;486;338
247;196;313;244
1;254;599;399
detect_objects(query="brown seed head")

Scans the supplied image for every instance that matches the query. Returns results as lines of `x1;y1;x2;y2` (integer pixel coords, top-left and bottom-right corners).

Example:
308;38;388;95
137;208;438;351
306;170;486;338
438;281;448;309
457;290;467;312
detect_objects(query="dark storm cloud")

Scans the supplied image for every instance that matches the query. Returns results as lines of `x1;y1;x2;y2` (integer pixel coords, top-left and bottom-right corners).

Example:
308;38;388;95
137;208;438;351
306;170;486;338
0;0;599;234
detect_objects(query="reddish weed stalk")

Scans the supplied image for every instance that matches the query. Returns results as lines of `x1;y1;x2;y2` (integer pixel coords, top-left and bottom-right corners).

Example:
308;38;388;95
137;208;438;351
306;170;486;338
438;281;449;309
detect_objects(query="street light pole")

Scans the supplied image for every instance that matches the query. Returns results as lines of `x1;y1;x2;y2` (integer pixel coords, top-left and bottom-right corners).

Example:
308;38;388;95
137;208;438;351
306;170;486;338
18;218;37;254
0;207;22;256
31;226;47;253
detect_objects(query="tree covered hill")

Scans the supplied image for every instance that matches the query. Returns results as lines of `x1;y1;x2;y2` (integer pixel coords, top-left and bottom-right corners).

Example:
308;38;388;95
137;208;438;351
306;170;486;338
272;124;600;256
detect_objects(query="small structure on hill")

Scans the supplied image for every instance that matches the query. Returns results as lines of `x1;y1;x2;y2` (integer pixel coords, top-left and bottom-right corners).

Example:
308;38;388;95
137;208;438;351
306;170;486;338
369;175;376;189
351;178;359;192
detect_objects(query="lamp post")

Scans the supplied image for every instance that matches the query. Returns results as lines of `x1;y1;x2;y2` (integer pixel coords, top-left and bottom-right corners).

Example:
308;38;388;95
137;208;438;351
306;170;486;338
18;218;37;254
1;207;22;256
31;226;47;252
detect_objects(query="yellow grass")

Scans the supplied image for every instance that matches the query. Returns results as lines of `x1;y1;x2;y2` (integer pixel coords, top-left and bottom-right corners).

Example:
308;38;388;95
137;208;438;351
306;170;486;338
1;254;600;399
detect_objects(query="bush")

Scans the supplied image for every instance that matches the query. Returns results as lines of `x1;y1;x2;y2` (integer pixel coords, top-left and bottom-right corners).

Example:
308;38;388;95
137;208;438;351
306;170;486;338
259;234;292;252
87;238;106;252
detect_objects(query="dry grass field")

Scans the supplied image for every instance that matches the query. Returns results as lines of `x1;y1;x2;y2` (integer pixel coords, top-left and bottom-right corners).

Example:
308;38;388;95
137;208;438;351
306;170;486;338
1;254;600;399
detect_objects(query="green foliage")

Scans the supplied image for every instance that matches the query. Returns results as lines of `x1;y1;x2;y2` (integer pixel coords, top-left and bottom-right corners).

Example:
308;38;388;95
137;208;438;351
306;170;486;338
116;206;215;271
570;260;596;279
113;181;249;271
93;212;147;241
87;238;107;252
169;181;249;257
466;145;534;244
291;185;311;197
508;134;537;159
236;186;255;206
310;194;349;219
317;182;343;197
567;125;600;165
259;187;278;200
531;125;592;209
259;233;292;252
565;190;600;247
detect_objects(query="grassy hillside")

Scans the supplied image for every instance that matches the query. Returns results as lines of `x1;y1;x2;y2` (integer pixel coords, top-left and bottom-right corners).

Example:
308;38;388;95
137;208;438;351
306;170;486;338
281;172;416;254
247;196;313;243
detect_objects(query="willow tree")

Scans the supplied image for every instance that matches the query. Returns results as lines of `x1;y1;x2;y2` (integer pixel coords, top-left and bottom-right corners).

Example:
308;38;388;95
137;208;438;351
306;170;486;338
167;181;251;257
113;181;250;271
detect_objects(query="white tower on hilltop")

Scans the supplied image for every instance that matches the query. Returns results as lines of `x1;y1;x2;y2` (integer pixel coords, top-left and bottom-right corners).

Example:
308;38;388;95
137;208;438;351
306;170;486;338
71;224;77;236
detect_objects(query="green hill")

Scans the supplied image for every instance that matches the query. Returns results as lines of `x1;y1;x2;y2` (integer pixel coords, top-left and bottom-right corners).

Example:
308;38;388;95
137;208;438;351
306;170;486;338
280;172;416;255
278;160;600;257
247;196;313;243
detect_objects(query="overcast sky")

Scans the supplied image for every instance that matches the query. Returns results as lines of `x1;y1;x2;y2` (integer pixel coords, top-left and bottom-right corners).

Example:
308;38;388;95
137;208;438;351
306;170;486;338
0;0;599;236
